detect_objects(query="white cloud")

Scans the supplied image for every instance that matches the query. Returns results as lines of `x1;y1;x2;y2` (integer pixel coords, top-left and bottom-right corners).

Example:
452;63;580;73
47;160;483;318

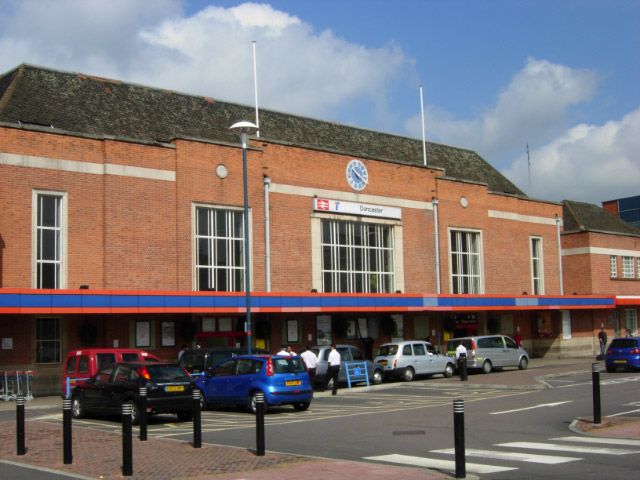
0;0;412;123
503;107;640;204
408;58;598;161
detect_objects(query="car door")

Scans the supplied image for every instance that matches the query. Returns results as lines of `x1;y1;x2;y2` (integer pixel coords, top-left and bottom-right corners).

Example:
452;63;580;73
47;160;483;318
503;336;520;367
201;359;236;405
412;343;430;374
226;358;260;404
337;347;353;382
104;364;133;413
82;365;115;412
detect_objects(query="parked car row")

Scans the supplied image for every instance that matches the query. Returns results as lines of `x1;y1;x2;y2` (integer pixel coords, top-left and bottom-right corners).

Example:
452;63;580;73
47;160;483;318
65;334;538;424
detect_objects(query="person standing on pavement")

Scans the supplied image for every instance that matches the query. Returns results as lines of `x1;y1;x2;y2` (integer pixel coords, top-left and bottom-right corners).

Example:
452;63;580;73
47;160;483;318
300;345;318;388
287;345;297;356
277;345;290;356
598;325;608;357
177;344;188;361
324;344;341;395
455;341;468;381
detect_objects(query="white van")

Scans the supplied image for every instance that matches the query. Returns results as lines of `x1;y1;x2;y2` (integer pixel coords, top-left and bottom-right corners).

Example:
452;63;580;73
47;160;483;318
374;340;455;381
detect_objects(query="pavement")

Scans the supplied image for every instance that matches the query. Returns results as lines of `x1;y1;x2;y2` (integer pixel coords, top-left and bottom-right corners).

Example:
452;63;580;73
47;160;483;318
0;357;638;479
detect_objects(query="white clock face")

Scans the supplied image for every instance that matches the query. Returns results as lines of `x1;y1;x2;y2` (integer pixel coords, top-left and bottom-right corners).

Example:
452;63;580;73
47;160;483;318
346;159;368;191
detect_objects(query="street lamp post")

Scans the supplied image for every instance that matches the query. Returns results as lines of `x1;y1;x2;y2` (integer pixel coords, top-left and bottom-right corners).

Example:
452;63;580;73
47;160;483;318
230;121;258;354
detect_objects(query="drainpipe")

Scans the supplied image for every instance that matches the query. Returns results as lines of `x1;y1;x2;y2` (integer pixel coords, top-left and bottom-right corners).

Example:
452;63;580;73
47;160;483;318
556;214;564;295
432;198;441;294
263;176;271;292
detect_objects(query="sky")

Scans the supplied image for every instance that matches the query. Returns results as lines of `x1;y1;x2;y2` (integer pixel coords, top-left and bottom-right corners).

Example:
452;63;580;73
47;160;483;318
1;0;638;205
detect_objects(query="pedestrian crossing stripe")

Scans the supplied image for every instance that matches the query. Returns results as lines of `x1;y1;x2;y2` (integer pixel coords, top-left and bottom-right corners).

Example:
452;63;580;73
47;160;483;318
430;448;581;464
552;436;640;447
364;454;517;474
496;442;639;455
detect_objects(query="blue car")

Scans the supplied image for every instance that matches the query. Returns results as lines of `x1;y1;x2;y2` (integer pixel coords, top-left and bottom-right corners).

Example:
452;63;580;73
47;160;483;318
195;354;313;413
605;337;640;372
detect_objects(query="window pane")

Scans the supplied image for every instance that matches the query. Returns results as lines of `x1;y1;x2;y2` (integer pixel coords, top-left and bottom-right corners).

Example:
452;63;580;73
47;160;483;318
40;196;59;227
198;238;210;265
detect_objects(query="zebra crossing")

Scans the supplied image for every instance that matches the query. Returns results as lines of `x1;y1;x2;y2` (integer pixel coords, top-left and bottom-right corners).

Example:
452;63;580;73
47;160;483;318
365;435;640;475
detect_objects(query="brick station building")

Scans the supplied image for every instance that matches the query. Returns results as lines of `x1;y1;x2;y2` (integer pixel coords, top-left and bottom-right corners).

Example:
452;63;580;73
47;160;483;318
0;64;632;394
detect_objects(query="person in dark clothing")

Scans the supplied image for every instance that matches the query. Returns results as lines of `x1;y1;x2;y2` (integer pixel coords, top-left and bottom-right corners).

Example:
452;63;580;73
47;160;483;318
598;326;607;357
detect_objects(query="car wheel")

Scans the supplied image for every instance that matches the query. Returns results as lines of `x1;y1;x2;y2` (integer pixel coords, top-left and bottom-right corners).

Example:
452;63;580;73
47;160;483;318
372;369;383;385
403;367;415;382
124;400;141;425
250;391;268;415
177;411;193;422
198;390;208;411
482;360;492;374
518;357;529;370
293;402;310;411
443;363;454;378
71;395;84;419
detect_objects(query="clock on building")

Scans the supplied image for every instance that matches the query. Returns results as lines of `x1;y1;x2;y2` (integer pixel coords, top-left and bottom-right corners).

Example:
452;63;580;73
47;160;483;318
346;159;368;191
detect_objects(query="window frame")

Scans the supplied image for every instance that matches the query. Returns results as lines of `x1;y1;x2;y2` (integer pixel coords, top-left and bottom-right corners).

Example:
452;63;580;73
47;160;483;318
622;256;635;279
610;255;618;278
320;218;396;293
530;236;544;295
448;228;484;294
32;190;67;289
35;317;61;364
193;203;252;292
624;309;638;335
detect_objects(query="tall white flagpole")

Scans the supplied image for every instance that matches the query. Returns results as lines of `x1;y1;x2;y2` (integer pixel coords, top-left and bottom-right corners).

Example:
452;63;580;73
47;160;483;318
252;41;260;137
420;84;427;167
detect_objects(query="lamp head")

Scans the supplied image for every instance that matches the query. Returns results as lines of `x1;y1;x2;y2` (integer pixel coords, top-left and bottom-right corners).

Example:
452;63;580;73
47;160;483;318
230;121;258;149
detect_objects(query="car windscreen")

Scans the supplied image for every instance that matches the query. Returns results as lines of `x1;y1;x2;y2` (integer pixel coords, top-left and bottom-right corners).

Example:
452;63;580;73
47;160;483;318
273;357;306;374
610;339;638;349
377;345;399;356
146;365;191;382
179;351;205;372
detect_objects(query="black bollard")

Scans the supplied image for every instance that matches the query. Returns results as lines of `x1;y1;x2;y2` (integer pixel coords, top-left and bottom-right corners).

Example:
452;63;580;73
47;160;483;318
453;399;465;479
16;395;25;456
458;354;468;381
193;389;201;449
592;363;601;426
122;403;133;476
138;387;147;441
63;398;73;464
255;392;265;456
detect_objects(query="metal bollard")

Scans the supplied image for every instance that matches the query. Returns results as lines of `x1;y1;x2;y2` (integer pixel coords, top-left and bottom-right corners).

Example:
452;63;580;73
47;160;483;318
16;395;25;455
453;399;465;479
63;398;73;464
193;389;201;449
121;403;133;476
592;363;601;426
138;387;147;441
255;392;265;456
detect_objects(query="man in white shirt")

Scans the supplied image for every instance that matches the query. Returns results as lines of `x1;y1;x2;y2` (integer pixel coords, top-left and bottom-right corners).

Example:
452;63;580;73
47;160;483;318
325;344;341;395
300;345;318;388
455;341;468;381
277;345;290;356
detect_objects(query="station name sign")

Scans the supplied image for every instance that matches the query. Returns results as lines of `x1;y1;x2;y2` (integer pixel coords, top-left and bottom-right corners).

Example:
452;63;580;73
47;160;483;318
313;198;402;219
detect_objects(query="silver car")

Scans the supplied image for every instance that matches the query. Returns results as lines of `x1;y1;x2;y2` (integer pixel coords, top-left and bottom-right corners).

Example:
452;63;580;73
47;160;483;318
312;344;383;388
446;335;529;373
374;340;455;381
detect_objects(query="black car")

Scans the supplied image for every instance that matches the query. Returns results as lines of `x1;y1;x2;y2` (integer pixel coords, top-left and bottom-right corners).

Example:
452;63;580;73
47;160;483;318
71;362;194;424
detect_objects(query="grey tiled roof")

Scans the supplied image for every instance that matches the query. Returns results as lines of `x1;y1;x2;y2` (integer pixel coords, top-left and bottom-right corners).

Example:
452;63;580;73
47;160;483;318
563;200;640;237
0;64;524;195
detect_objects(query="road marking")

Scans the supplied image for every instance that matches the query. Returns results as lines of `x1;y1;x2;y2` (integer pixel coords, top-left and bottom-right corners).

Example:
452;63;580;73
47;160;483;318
608;409;640;417
490;401;572;415
0;460;94;479
496;442;639;455
552;436;640;447
430;448;580;464
364;454;516;474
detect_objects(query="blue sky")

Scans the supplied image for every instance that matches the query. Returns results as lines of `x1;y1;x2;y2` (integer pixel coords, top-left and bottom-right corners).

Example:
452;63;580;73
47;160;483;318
1;0;638;204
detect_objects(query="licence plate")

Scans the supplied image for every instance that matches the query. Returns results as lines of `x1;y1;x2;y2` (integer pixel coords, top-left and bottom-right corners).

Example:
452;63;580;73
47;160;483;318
614;360;627;364
165;385;185;392
285;380;302;387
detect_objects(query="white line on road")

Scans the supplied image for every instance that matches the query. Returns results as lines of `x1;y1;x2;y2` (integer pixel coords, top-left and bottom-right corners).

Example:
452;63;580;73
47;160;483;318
490;401;572;415
608;409;640;417
364;454;517;474
496;442;639;455
552;436;640;447
430;448;581;464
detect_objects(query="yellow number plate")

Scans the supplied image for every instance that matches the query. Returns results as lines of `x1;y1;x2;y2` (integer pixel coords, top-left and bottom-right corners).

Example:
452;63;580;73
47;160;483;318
614;360;627;364
285;380;302;387
165;385;185;392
